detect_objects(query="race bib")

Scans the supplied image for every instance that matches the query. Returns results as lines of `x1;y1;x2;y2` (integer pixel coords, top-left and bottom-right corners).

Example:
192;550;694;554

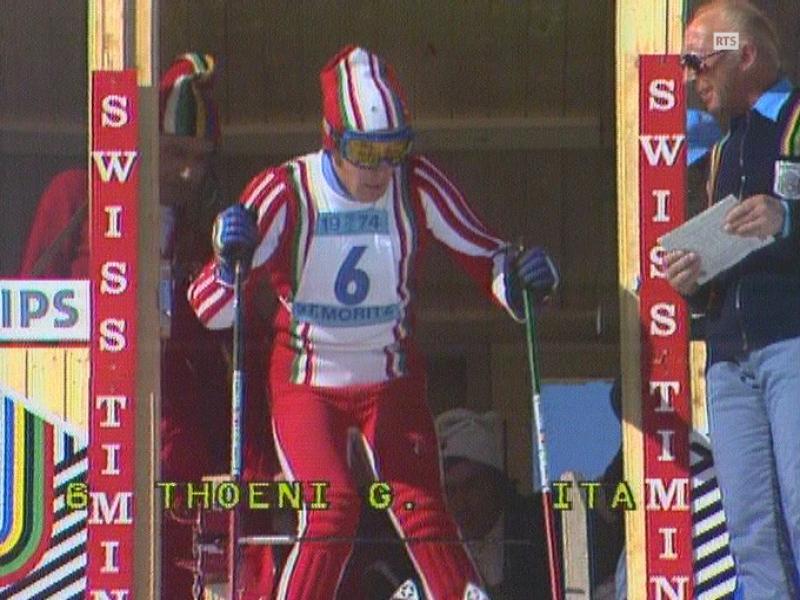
293;208;401;329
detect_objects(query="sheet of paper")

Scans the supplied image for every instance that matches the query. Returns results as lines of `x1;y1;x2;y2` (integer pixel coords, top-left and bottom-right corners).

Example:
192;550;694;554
659;195;773;285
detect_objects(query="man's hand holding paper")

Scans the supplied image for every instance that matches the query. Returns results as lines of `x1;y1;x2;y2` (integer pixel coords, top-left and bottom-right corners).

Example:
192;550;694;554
660;194;780;290
665;250;702;296
723;193;787;238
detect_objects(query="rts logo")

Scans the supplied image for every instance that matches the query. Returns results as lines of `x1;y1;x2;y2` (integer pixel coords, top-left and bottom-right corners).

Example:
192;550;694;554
713;32;739;51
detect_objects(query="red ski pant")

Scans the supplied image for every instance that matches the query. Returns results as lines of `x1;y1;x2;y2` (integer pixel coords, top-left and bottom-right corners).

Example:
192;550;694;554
269;371;482;600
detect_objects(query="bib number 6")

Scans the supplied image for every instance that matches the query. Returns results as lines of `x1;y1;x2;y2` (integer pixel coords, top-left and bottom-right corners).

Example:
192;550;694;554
335;245;370;305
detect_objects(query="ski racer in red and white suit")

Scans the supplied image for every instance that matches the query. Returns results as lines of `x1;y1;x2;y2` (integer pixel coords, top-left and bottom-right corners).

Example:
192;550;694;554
187;45;558;600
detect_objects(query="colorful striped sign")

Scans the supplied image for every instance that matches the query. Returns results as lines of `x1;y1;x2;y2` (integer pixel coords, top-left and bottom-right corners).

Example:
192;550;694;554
0;384;88;599
690;432;736;599
0;396;55;585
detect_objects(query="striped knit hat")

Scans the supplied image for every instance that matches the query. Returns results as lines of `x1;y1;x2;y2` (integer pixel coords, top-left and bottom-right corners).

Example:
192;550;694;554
320;45;411;150
159;52;219;141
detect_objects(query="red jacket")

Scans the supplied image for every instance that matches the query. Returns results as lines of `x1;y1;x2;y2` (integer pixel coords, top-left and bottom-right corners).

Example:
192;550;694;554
19;169;89;278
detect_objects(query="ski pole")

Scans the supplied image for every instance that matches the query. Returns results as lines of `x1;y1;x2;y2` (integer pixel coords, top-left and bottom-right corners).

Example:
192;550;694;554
228;260;245;600
523;288;563;600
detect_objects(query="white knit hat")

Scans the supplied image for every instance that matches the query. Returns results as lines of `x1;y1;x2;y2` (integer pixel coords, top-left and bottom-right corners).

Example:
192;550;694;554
435;409;504;472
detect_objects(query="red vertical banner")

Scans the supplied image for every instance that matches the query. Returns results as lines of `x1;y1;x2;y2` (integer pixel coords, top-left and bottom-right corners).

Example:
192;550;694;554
88;70;139;597
638;55;694;599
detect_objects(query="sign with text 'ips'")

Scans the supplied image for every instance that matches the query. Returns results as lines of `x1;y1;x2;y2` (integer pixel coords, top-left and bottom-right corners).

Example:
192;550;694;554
0;280;90;342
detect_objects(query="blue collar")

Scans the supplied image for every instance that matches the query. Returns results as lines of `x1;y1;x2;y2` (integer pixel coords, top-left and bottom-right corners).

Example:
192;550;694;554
322;150;351;198
752;77;793;122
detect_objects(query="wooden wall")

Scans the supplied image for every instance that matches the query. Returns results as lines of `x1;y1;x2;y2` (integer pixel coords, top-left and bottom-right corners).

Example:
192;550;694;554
0;347;90;430
159;0;620;374
159;0;619;489
2;1;798;488
0;0;87;276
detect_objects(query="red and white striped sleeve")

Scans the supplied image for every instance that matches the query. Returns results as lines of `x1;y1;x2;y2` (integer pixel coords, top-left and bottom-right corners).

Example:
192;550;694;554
410;155;521;321
187;167;292;329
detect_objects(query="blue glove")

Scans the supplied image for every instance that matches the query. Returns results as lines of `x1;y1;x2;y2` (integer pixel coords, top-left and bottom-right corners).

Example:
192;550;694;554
212;204;259;285
505;246;559;315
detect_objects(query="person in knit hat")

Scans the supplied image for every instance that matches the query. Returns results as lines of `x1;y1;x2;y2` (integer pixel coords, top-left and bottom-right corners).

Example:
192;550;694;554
19;51;275;598
189;45;560;599
156;52;278;600
435;409;553;599
19;52;220;279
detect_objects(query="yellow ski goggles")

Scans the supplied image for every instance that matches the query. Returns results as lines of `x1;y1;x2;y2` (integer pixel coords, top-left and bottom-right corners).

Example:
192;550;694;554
336;128;414;168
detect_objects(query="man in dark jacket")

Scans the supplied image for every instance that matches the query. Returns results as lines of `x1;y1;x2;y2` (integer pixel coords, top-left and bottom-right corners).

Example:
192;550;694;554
666;1;800;596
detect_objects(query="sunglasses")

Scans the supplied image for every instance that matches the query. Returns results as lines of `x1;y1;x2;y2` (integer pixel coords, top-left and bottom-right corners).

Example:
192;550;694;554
336;128;414;169
680;50;730;73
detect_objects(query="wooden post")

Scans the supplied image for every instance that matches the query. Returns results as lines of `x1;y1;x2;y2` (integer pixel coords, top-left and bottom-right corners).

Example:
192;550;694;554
561;471;591;599
88;0;160;596
134;1;160;597
615;2;685;598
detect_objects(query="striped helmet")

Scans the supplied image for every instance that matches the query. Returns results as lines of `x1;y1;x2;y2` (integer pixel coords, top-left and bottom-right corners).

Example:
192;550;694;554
159;52;219;141
320;45;411;150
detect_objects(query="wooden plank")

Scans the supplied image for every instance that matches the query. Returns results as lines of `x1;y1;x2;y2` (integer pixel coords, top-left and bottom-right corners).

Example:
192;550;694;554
535;341;619;379
26;347;67;418
0;154;82;277
487;0;530;117
408;1;456;119
292;3;349;121
448;1;492;119
426;353;470;416
219;116;603;156
137;25;161;597
526;0;567;115
565;0;610;114
65;348;90;431
615;1;685;598
598;152;619;310
259;1;306;122
332;0;394;54
153;0;630;126
491;342;534;491
766;0;800;81
225;1;270;123
560;149;615;309
158;0;190;76
135;0;154;85
0;348;28;396
0;0;50;119
689;341;708;435
0;122;85;157
89;0;125;71
48;1;88;122
361;2;420;119
0;2;14;116
523;149;564;305
185;0;227;68
561;470;591;599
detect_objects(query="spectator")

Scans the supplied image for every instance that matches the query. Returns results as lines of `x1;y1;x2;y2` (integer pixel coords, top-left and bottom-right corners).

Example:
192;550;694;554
435;409;553;599
667;1;800;596
19;51;276;599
